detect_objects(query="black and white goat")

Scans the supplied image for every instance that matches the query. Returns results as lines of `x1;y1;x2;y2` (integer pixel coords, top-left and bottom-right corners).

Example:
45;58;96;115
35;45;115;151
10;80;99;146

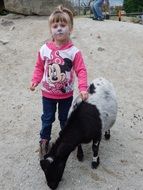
40;78;117;190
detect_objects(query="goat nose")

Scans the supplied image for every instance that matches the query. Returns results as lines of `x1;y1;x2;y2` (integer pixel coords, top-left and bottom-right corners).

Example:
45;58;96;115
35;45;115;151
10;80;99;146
48;183;58;190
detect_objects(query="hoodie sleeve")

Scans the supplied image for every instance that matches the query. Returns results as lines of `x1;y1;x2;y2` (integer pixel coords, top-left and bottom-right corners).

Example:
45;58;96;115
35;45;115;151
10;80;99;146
31;51;44;85
73;51;88;92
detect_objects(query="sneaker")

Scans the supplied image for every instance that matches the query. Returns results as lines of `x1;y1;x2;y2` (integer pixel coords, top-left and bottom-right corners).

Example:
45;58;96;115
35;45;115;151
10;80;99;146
98;18;104;21
97;17;104;21
92;17;98;20
39;139;49;159
93;17;104;21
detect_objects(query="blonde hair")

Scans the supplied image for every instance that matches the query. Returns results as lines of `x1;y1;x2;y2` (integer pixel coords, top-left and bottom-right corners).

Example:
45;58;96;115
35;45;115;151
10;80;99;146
49;5;73;29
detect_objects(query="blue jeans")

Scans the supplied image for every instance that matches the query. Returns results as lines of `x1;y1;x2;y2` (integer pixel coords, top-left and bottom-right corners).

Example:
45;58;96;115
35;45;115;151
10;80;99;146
40;96;73;140
90;1;98;18
93;0;104;19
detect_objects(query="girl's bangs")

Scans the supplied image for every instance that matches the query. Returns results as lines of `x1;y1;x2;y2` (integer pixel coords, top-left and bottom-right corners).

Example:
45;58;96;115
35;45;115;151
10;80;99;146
50;13;69;24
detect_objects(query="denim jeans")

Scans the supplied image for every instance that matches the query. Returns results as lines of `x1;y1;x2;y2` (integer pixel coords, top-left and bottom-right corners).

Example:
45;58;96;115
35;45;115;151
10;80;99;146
90;1;98;18
40;96;73;140
93;0;104;19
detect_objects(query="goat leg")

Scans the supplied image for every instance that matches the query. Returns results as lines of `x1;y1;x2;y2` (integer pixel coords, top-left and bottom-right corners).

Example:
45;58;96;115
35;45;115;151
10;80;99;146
91;139;100;169
77;144;84;161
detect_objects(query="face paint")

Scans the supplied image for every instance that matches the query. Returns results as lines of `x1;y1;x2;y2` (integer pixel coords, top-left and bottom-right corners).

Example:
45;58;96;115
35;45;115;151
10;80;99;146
51;22;70;37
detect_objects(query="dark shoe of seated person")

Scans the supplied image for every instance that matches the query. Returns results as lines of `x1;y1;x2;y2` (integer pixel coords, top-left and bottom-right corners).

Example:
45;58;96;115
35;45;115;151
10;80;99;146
93;17;104;21
98;17;104;21
92;17;98;20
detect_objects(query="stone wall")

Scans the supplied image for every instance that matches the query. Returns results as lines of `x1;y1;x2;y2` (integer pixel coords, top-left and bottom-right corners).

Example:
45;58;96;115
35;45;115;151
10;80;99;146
3;0;74;15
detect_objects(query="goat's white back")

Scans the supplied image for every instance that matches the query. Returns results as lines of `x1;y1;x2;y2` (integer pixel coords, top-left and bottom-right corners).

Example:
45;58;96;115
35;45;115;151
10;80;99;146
69;78;117;132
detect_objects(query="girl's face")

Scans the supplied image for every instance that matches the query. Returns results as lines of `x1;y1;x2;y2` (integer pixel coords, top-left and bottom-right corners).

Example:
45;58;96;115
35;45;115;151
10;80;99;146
51;21;72;44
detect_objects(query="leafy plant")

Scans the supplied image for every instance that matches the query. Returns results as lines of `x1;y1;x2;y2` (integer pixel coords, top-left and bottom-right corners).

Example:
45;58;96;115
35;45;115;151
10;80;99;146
123;0;143;12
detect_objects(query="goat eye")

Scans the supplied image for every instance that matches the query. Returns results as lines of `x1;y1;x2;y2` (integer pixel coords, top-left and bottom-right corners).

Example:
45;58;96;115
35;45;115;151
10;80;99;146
46;157;54;163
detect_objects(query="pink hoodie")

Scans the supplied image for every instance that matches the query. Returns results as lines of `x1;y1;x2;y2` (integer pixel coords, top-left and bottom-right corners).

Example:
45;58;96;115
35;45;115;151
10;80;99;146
31;41;88;99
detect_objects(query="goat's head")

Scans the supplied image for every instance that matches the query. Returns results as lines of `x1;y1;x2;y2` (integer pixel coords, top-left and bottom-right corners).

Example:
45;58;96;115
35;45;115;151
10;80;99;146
40;155;67;190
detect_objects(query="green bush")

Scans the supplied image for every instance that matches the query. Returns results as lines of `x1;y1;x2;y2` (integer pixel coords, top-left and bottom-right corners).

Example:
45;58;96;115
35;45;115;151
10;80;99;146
123;0;143;13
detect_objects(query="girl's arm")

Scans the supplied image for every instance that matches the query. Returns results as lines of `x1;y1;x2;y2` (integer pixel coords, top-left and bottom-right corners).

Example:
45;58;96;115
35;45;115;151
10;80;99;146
73;51;88;100
30;52;44;91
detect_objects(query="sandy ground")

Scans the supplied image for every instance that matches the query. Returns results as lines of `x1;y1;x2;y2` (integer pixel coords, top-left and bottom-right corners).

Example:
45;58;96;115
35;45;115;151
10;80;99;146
0;14;143;190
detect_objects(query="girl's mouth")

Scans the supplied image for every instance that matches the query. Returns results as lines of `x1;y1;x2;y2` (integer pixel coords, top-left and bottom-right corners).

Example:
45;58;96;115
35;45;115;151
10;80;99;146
55;32;64;35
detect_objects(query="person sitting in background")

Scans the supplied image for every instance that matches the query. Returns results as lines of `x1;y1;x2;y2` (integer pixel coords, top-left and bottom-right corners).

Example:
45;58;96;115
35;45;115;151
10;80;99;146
89;0;98;19
89;0;105;21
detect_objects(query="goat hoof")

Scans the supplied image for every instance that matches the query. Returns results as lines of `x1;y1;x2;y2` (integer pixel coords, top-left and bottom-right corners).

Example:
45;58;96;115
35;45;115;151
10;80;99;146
91;157;100;169
104;131;110;140
77;154;84;162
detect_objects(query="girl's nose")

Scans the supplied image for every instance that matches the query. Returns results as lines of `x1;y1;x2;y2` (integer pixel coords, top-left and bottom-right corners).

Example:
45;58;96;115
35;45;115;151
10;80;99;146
57;27;62;32
58;28;62;32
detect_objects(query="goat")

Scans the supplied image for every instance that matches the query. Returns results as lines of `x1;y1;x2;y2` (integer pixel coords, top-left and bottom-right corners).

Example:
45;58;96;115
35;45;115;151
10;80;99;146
40;77;117;190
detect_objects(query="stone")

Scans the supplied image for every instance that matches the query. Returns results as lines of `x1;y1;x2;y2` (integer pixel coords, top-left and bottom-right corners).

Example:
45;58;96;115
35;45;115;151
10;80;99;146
3;0;74;16
1;19;14;26
0;39;9;45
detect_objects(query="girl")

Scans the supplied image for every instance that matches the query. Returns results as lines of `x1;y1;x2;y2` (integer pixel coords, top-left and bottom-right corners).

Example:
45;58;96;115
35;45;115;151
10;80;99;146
30;5;88;157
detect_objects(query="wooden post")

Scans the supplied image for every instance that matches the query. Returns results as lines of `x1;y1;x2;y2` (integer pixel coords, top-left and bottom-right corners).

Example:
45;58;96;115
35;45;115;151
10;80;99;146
118;10;121;21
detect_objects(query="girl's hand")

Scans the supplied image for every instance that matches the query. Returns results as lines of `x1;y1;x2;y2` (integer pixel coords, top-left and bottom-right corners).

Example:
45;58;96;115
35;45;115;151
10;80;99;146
30;82;38;91
80;91;88;101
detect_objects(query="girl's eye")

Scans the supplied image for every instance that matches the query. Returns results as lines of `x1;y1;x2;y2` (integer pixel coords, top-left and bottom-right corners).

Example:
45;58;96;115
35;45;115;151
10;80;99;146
60;24;66;27
52;24;58;29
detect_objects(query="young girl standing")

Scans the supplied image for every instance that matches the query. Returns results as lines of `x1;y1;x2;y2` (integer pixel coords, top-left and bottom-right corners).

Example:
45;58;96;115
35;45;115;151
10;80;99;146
30;5;88;156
